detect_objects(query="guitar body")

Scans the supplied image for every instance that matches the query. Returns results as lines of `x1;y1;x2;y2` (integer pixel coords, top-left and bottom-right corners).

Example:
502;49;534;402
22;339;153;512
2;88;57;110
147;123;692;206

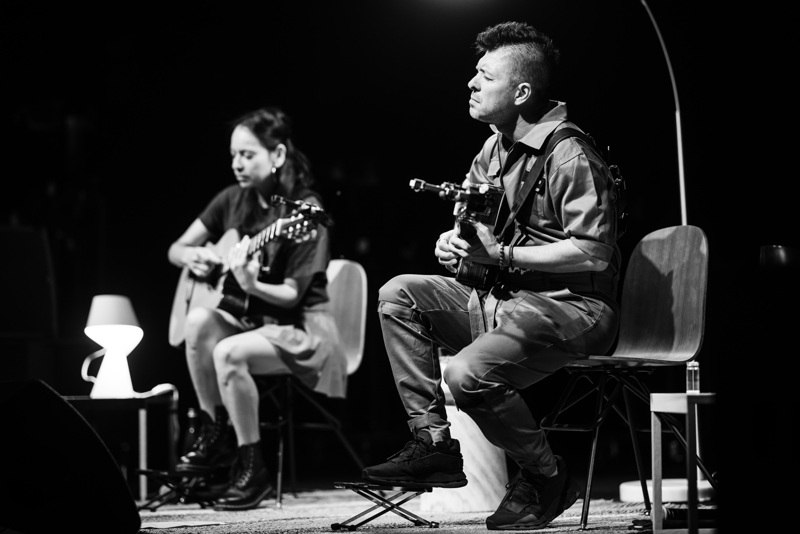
456;260;499;290
168;199;331;347
452;188;505;290
454;220;502;290
168;229;241;347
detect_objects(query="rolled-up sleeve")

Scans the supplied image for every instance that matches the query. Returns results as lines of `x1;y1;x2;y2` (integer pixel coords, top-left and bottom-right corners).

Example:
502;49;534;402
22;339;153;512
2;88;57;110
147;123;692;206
548;140;617;262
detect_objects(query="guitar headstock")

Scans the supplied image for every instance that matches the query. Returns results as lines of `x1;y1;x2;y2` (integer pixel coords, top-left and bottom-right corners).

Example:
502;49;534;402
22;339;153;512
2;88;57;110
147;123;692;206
247;205;332;254
276;213;323;243
409;179;503;225
270;195;333;227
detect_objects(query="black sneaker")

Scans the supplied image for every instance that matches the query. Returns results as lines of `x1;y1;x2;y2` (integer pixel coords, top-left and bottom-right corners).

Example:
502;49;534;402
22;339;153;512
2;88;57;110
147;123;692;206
361;435;467;488
486;455;580;530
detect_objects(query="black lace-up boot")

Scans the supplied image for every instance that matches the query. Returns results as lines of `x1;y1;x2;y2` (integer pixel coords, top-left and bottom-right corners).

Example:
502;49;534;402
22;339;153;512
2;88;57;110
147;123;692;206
213;442;274;511
175;405;236;475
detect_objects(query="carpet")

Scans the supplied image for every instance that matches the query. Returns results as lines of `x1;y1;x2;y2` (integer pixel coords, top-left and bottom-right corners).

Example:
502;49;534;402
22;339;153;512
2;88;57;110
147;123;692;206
137;487;654;534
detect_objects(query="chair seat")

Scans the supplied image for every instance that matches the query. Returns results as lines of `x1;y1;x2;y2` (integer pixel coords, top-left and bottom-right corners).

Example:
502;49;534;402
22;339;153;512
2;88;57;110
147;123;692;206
567;356;688;368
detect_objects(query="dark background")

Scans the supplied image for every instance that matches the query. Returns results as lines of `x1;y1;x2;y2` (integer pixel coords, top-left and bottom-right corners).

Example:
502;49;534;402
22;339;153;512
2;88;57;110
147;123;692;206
1;1;795;531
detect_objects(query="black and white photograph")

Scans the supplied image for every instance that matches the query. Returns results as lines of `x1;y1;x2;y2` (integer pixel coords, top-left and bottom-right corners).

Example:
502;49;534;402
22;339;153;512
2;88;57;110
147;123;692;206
1;1;792;533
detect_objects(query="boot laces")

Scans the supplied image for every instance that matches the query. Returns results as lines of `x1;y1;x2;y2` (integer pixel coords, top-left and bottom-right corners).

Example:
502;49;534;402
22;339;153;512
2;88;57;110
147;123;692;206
193;422;223;453
230;447;266;489
230;455;254;489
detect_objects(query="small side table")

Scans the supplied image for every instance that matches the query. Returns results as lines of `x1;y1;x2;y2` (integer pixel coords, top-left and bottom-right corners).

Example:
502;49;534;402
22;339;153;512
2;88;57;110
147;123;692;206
650;392;717;534
63;385;179;501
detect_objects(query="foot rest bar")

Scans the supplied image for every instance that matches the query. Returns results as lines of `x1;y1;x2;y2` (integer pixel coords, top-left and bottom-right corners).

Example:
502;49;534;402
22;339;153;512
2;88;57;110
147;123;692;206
332;482;439;530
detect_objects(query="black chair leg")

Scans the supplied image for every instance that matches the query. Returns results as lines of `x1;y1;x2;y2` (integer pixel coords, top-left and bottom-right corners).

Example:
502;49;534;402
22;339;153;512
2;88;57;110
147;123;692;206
259;375;365;510
286;379;297;498
577;371;612;530
294;385;365;470
276;418;285;507
580;421;601;530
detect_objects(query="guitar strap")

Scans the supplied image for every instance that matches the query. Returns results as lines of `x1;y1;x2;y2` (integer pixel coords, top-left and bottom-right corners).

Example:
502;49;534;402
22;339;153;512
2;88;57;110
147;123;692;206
467;126;592;342
496;126;591;240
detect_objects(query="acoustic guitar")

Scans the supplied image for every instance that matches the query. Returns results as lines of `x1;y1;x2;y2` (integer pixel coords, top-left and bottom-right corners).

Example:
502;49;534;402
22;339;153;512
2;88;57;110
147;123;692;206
168;200;331;347
409;179;505;290
453;215;501;290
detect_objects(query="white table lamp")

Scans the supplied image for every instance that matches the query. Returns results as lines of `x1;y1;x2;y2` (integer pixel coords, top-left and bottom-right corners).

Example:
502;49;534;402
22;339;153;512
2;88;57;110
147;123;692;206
82;294;143;399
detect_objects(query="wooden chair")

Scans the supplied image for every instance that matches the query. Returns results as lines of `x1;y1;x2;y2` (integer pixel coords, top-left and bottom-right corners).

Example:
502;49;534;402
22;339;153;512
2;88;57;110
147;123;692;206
258;258;368;506
539;225;716;529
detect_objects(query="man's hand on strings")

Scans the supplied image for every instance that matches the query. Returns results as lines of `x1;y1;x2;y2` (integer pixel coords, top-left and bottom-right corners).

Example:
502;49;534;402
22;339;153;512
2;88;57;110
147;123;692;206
435;229;460;273
448;221;502;266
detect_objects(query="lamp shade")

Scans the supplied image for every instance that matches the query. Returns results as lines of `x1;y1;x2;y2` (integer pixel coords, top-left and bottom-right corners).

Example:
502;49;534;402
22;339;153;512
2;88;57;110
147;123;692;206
82;294;143;399
85;294;140;328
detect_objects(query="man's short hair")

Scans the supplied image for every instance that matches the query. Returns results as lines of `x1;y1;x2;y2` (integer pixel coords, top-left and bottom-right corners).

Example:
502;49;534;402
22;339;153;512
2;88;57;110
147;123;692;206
474;21;561;102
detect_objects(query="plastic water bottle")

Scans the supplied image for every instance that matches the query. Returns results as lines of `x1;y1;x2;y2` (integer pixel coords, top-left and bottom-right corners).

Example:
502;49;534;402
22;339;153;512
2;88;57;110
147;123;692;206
686;361;700;394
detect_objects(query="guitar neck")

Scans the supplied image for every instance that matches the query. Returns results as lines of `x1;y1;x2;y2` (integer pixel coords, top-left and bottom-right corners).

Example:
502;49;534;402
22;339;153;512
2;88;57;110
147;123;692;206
246;212;317;256
247;220;282;256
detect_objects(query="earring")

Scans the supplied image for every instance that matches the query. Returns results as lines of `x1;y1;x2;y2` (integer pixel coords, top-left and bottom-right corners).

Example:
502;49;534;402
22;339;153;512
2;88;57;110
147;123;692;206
271;166;277;175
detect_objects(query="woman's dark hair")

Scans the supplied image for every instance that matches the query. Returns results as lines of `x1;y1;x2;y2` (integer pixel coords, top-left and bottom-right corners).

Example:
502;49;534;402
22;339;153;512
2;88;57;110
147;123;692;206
232;106;315;200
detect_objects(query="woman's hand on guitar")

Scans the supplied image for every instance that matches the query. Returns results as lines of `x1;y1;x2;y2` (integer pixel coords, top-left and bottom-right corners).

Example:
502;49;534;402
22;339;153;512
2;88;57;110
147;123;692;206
228;236;261;292
187;246;222;279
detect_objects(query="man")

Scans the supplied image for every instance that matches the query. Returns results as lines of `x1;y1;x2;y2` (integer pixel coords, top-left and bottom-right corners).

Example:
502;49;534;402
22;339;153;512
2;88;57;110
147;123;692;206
362;21;622;530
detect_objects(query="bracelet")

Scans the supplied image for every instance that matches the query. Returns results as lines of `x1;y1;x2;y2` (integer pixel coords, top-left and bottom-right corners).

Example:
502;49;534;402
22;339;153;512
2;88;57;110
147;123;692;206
509;245;515;269
499;244;507;270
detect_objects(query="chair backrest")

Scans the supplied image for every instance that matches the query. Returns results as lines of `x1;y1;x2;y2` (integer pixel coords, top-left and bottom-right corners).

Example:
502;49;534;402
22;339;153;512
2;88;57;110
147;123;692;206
613;225;708;363
326;258;368;376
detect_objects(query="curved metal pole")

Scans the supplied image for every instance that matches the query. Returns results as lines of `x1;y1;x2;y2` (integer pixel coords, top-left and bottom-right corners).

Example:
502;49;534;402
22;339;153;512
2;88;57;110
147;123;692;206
641;0;687;225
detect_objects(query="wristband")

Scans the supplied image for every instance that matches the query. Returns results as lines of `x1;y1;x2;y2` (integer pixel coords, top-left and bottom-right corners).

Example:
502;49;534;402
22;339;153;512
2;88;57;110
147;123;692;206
509;245;515;269
499;244;506;270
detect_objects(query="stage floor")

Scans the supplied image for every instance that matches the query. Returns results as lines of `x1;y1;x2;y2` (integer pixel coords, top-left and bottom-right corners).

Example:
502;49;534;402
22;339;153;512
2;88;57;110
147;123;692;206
137;486;665;534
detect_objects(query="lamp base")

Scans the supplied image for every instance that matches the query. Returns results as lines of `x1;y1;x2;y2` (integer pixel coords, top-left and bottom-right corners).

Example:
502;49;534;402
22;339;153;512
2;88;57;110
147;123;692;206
89;354;136;399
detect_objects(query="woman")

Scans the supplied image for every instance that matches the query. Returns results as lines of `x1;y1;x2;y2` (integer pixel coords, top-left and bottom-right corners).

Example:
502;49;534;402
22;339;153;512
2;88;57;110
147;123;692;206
167;106;346;511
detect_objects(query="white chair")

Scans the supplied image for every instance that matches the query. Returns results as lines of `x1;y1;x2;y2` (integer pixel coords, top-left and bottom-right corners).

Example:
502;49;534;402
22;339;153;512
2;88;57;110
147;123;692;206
259;258;368;506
